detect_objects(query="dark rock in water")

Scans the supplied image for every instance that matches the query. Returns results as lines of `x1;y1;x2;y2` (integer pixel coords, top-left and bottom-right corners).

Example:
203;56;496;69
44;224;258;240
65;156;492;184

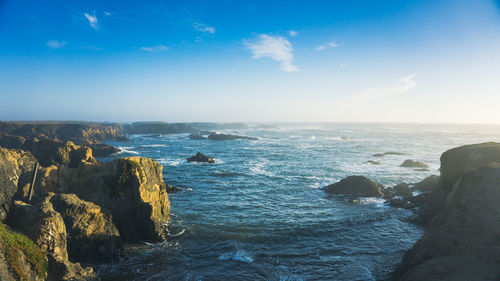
383;151;407;156
207;133;258;141
393;183;412;199
394;142;500;281
340;136;353;140
412;175;440;192
400;159;429;168
187;152;215;163
165;184;182;193
366;160;380;165
388;193;428;210
323;176;384;197
372;153;384;157
50;194;123;263
188;133;206;140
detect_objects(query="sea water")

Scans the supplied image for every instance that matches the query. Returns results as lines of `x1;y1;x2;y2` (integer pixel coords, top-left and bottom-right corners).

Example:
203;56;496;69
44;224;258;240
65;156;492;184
96;123;500;281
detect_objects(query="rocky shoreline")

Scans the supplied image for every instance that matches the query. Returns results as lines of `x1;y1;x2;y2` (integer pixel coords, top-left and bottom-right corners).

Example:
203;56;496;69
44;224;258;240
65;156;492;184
0;121;499;280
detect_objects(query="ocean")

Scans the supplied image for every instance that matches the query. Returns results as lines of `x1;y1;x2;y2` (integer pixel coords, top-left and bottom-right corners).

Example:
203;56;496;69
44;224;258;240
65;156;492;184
96;123;500;281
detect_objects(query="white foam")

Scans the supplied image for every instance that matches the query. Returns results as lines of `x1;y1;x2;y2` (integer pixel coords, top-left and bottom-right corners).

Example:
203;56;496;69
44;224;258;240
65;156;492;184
117;146;139;155
357;197;387;208
156;158;183;167
249;161;274;177
218;250;254;263
140;144;169;148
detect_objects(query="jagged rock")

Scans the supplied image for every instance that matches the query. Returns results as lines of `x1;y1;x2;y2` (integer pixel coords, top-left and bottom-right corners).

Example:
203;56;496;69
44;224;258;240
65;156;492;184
187;152;215;163
50;194;123;263
0;148;37;220
24;137;96;168
188;133;206;140
207;133;258;141
366;160;380;165
394;143;500;281
0;133;26;149
323;176;384;197
400;159;429;168
36;157;170;242
7;196;100;281
8;197;68;262
165;184;181;193
86;143;119;157
412;175;440;192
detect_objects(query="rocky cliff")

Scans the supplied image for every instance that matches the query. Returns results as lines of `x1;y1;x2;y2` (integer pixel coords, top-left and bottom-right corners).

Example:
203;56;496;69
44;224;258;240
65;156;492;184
394;142;500;281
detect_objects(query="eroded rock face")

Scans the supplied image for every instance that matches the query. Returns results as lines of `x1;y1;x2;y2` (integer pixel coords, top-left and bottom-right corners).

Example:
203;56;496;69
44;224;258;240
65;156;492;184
50;194;123;263
7;195;100;281
36;157;170;242
323;176;384;197
395;143;500;281
24;137;96;168
0;148;37;220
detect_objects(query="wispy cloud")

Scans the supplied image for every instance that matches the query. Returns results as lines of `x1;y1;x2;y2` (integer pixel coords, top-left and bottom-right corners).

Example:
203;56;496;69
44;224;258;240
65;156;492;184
84;11;98;29
245;34;298;72
46;40;66;49
139;45;169;52
103;11;112;16
193;22;215;34
316;41;340;51
352;74;416;101
288;30;298;37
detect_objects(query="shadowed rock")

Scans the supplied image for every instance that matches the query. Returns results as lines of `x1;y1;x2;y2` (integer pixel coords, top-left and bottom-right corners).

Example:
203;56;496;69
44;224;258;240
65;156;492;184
400;159;429;168
187;152;215;163
323;176;384;197
207;133;258;141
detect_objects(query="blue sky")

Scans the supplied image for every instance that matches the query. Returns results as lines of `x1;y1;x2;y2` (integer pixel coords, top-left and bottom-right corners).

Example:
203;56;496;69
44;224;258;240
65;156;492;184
1;0;499;123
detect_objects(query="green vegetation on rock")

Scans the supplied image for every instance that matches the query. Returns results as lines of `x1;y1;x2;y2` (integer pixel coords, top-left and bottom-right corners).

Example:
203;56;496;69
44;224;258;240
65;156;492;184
0;223;47;280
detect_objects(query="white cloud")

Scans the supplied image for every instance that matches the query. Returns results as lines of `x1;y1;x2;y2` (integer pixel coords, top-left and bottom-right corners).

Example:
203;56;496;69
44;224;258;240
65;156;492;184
84;11;98;29
193;22;215;34
245;34;299;72
139;45;169;52
46;40;66;49
316;41;340;51
353;74;416;101
288;30;298;37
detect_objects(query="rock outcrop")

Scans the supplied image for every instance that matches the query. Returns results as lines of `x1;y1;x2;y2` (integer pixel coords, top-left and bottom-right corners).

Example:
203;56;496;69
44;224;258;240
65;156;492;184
400;159;429;168
0;148;37;220
394;142;500;281
187;152;215;163
188;132;206;140
35;157;170;242
50;194;123;263
323;176;384;197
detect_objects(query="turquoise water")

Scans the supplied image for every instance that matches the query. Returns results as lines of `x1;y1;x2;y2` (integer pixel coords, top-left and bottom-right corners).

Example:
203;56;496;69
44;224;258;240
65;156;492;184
97;123;500;281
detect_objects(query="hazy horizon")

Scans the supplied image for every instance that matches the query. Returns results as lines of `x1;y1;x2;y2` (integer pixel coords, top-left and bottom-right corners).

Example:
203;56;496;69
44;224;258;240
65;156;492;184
1;0;500;123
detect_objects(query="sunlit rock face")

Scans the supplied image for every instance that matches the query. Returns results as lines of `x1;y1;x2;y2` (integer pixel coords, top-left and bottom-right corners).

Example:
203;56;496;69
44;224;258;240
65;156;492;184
395;142;500;281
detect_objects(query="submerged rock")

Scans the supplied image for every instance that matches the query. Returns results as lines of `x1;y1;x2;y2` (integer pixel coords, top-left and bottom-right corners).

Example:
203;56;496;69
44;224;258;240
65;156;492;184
187;152;215;163
400;159;429;168
323;176;384;197
188;133;206;140
394;142;500;281
366;160;380;165
207;133;258;141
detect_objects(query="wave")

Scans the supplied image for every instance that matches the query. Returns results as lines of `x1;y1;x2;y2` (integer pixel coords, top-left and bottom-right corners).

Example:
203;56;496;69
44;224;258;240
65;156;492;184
218;249;254;263
117;146;139;155
211;171;250;178
156;158;183;166
140;144;169;148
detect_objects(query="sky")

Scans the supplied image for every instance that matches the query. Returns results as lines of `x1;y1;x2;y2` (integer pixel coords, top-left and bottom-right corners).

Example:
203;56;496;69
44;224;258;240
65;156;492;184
1;0;499;123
